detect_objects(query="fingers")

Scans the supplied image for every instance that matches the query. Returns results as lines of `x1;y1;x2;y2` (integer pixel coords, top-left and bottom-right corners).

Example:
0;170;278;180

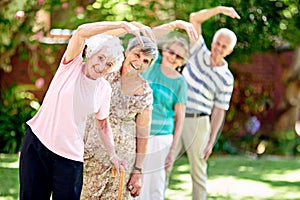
111;156;127;174
172;20;198;41
231;8;241;19
127;172;142;197
128;184;141;197
186;25;198;41
141;26;157;44
125;21;156;46
227;7;241;19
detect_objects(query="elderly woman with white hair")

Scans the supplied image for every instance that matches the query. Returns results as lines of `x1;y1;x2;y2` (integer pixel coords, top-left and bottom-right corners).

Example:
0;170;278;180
19;21;154;200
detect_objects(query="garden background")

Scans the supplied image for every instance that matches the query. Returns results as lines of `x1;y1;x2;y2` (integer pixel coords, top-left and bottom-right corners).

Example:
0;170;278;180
0;0;300;199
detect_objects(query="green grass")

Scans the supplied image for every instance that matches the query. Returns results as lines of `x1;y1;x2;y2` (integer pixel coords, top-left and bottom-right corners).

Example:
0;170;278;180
166;154;300;200
0;154;19;200
1;153;300;200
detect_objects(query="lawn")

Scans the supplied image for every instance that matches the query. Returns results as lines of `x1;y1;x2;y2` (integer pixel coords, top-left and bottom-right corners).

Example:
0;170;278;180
166;154;300;200
1;153;300;200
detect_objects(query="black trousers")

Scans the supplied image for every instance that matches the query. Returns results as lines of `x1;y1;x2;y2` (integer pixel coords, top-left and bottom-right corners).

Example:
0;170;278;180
19;127;83;200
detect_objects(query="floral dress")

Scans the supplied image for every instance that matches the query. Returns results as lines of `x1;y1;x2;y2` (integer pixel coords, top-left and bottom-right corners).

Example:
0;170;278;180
81;71;153;200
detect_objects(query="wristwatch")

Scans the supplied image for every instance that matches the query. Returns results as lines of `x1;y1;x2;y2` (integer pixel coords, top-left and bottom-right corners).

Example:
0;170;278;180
133;166;142;173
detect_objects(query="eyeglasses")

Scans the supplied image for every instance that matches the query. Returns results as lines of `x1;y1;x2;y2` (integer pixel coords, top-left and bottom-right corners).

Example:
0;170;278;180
165;48;184;61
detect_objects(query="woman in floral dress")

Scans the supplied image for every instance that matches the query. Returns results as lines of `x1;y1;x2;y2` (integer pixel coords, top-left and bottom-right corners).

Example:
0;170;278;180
81;36;158;200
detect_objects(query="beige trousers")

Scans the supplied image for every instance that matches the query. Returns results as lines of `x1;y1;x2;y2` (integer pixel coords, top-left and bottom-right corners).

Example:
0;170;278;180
171;116;211;200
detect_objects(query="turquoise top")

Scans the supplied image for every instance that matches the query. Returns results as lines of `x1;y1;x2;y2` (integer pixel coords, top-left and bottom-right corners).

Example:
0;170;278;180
142;55;188;136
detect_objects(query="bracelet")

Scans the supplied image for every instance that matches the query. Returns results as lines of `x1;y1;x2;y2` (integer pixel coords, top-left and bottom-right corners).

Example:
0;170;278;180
133;166;142;173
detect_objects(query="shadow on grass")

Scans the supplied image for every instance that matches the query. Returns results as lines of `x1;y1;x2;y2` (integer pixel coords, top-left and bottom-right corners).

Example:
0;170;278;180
166;154;300;200
1;154;300;200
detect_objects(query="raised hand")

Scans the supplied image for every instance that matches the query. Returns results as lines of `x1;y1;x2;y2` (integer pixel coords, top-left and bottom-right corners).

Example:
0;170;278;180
130;21;156;44
220;6;241;19
121;21;156;47
171;20;198;41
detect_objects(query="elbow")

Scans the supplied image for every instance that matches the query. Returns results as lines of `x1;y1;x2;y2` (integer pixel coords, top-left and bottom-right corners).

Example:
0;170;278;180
73;24;88;39
189;12;196;23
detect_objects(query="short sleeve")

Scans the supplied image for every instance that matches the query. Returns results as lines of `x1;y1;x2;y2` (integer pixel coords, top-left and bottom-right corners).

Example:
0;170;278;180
176;78;188;104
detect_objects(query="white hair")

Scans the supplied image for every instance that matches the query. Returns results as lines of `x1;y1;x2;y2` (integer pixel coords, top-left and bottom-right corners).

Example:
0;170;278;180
163;36;189;59
127;36;158;61
85;34;124;72
213;28;237;50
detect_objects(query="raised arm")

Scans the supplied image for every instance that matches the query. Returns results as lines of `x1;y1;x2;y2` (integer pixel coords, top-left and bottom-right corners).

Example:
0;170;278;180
152;20;198;41
65;21;153;63
190;6;240;36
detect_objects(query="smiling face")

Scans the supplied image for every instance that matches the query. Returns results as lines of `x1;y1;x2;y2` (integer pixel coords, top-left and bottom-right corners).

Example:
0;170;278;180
211;34;233;63
122;46;153;75
84;49;116;80
161;42;188;69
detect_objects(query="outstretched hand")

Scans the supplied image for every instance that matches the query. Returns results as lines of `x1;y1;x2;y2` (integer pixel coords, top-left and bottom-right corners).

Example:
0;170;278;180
122;21;156;47
130;21;157;44
220;6;241;19
172;20;198;41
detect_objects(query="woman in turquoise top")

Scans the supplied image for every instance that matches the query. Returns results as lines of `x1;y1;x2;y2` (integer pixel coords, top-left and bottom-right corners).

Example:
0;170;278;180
138;36;189;200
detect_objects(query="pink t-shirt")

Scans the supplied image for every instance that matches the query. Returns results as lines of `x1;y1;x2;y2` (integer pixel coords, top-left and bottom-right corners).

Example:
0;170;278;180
27;53;111;162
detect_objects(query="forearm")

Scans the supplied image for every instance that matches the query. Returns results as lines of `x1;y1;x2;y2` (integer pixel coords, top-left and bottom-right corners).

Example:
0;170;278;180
97;119;116;158
152;21;178;38
135;125;149;168
190;6;222;25
208;107;225;147
170;104;186;153
190;6;240;36
76;21;127;39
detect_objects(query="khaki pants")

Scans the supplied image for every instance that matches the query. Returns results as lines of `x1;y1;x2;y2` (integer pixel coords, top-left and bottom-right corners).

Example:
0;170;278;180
168;116;210;200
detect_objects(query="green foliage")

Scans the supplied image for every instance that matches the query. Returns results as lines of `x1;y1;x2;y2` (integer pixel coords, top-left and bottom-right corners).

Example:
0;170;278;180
267;130;300;155
1;0;41;71
1;0;300;154
0;84;39;153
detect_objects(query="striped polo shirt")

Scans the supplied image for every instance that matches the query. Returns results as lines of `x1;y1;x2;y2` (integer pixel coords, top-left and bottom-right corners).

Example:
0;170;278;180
182;36;234;115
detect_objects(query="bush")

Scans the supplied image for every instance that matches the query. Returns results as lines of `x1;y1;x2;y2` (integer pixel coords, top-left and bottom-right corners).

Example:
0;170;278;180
0;84;39;153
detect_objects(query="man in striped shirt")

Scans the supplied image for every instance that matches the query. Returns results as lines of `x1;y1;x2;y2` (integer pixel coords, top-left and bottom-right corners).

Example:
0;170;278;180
170;6;240;200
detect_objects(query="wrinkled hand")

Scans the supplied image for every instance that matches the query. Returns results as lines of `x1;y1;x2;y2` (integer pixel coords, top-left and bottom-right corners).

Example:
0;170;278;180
203;143;213;161
110;154;127;174
130;21;156;44
172;20;198;41
165;151;175;171
220;6;241;19
122;21;156;47
127;171;142;197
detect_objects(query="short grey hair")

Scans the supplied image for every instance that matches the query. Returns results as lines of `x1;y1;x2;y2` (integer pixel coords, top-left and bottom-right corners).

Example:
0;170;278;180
162;36;189;59
127;36;158;61
213;28;237;50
